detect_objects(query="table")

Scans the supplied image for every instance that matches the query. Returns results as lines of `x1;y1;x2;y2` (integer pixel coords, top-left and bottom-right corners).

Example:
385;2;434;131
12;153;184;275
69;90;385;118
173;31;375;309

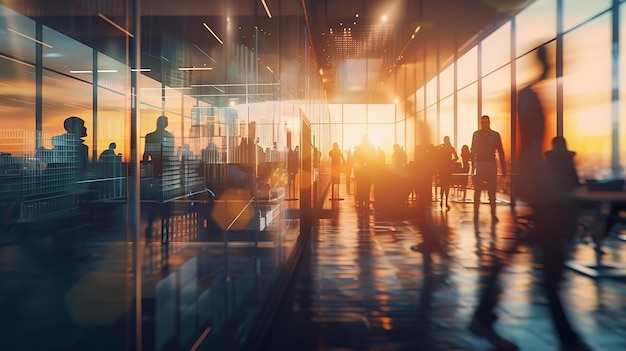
567;188;626;278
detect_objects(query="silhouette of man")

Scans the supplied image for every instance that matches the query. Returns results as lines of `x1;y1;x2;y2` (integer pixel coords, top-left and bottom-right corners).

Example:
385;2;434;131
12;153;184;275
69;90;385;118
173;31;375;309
52;116;89;173
469;46;590;351
329;142;344;198
99;142;117;162
471;115;506;225
143;115;175;176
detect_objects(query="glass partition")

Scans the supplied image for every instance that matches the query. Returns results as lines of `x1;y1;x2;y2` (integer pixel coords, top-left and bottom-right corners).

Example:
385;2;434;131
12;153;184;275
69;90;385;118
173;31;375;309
563;13;613;180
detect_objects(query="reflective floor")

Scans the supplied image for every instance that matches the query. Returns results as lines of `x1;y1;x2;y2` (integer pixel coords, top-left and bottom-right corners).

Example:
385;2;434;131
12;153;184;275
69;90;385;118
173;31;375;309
264;188;626;351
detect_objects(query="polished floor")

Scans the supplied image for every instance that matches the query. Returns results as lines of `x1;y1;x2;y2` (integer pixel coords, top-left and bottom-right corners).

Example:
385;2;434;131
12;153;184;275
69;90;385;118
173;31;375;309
263;188;626;351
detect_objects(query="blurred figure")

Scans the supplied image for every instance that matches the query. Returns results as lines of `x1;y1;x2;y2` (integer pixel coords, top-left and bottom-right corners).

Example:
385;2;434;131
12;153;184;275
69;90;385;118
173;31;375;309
391;143;407;171
143;115;175;177
98;142;117;162
471;115;506;225
545;136;580;193
329;142;345;198
437;136;459;210
288;146;299;197
344;149;353;194
410;123;448;259
469;46;590;351
459;144;472;201
376;146;386;165
353;135;376;211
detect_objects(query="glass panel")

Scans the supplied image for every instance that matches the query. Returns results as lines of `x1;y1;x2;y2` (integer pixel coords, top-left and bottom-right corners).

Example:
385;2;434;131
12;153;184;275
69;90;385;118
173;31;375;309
405;115;415;160
0;5;36;63
515;0;556;56
457;83;478;151
426;76;437;106
481;21;511;75
343;104;367;123
415;86;425;111
426;104;437;145
42;69;93;160
43;25;94;83
457;47;477;89
439;63;454;98
439;95;455;148
620;3;626;178
563;0;611;32
368;123;395;162
482;65;512;156
563;13;612;180
367;104;395;123
0;58;35;132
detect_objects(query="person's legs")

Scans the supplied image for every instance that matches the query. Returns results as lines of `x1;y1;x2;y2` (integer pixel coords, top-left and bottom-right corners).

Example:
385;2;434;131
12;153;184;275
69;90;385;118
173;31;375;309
535;204;582;348
486;167;498;223
470;259;518;351
473;173;485;221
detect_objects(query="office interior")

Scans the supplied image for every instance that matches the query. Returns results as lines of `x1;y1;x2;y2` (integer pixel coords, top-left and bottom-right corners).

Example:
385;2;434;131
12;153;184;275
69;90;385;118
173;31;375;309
0;0;625;350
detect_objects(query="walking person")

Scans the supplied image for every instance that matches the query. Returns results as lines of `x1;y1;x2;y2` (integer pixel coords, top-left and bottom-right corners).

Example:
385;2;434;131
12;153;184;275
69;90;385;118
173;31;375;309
469;46;591;351
329;142;345;199
437;136;459;210
470;115;506;226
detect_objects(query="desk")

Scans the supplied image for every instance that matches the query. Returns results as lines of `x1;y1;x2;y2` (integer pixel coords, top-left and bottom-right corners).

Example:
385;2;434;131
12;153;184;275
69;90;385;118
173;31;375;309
567;188;626;278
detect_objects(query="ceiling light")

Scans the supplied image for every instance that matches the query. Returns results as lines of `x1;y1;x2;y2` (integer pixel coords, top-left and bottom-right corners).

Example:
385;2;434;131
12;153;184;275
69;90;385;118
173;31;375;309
203;23;223;45
69;69;118;74
8;28;53;48
131;68;151;72
261;0;272;19
355;13;359;18
381;15;388;22
414;26;421;33
178;67;213;71
98;13;134;38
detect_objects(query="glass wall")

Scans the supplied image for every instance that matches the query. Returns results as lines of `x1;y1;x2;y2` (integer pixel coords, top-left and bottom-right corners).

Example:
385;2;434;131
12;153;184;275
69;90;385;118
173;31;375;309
402;0;620;197
0;1;330;350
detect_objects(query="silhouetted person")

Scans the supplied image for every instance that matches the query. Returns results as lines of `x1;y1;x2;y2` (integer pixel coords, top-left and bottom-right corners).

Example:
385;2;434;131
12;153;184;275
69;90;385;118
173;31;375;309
99;142;117;162
353;135;376;211
143;115;175;177
469;46;590;351
376;146;385;165
459;144;472;201
545;136;580;193
391;143;407;171
471;115;506;225
52;116;89;173
410;124;448;259
288;146;299;197
437;136;459;210
329;142;344;198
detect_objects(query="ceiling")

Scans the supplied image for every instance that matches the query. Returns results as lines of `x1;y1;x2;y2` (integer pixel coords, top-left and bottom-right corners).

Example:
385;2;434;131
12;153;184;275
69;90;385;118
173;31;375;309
2;0;535;105
304;0;534;103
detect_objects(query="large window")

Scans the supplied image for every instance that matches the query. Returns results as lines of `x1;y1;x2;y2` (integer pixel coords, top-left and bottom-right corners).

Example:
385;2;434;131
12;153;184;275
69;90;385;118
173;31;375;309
457;47;477;89
457;83;478;150
482;21;511;75
563;13;612;180
620;3;626;177
482;66;512;155
563;0;611;32
515;0;556;55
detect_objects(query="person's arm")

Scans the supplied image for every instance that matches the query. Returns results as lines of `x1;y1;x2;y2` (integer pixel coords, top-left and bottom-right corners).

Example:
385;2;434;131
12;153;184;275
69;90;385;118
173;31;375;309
470;132;477;172
496;134;506;177
452;147;459;162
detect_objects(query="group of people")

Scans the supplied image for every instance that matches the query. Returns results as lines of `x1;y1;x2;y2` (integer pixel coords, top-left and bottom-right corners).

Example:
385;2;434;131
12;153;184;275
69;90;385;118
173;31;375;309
329;45;588;351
